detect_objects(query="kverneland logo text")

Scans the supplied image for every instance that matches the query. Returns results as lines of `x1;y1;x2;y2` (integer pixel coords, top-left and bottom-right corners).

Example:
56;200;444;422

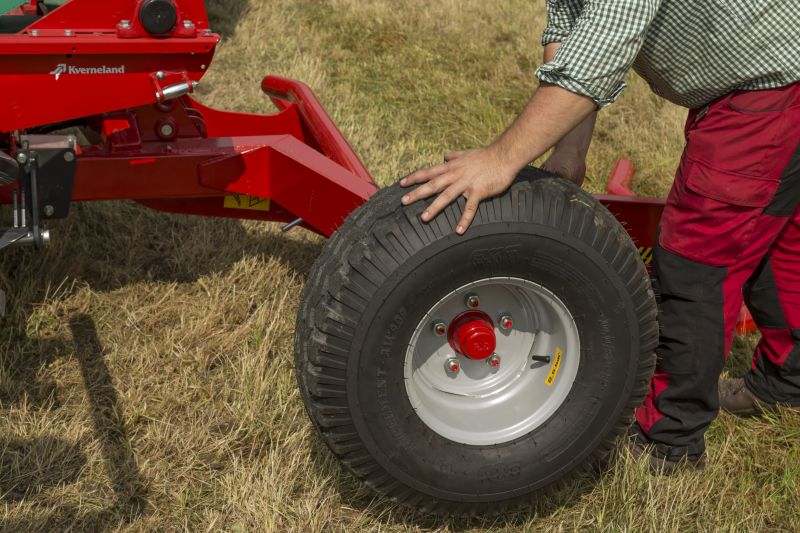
50;63;125;80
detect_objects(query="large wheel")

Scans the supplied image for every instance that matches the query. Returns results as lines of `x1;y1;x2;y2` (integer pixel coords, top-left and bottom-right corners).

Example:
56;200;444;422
295;168;658;514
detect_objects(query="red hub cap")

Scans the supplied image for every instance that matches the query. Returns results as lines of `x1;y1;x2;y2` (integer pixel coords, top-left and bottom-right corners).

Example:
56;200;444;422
447;310;496;360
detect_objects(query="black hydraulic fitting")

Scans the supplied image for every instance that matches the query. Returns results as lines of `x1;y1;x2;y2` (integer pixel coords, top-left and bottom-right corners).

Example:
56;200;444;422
139;0;178;35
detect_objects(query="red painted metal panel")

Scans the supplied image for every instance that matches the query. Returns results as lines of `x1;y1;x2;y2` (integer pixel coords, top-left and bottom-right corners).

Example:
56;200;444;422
0;0;216;131
596;194;664;250
0;52;214;131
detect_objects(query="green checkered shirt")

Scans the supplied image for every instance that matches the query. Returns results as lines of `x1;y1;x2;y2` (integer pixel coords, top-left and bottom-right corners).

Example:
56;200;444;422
537;0;799;109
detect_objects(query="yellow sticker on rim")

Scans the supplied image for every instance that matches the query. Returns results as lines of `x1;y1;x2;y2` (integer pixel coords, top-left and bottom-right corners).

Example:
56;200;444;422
223;194;271;211
545;348;563;387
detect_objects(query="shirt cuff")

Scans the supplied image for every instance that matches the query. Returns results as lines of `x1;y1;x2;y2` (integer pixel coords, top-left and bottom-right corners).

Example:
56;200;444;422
541;27;569;46
535;61;626;107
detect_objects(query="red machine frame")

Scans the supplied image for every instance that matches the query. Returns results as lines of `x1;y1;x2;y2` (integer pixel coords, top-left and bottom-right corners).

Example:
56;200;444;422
0;0;376;237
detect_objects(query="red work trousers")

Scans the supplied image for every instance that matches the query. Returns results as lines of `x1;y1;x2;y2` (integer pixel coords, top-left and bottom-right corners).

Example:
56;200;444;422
635;82;800;459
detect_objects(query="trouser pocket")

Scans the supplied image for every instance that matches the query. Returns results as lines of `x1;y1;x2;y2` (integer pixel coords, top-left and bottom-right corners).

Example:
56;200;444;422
660;157;780;266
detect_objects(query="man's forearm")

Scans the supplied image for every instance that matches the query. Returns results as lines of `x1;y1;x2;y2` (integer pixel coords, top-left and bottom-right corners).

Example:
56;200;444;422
543;42;597;162
487;82;597;171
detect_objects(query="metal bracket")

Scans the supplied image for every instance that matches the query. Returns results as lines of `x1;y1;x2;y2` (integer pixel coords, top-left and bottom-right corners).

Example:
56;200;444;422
0;134;74;252
18;134;77;221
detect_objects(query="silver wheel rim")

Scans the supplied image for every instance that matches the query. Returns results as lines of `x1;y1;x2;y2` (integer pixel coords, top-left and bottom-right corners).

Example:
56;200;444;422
404;277;580;446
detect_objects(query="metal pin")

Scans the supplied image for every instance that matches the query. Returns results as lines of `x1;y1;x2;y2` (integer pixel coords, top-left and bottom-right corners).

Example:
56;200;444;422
21;188;26;227
12;189;18;227
281;218;304;232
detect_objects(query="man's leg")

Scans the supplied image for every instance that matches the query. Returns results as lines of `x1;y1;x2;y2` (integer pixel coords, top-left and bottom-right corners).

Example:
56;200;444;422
635;227;784;459
743;207;800;406
635;82;800;459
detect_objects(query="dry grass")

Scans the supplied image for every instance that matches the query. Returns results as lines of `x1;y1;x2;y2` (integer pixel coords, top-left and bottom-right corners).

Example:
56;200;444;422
1;0;798;531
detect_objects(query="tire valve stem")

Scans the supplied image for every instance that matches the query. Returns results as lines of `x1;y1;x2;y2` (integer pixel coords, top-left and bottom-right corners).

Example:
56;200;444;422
445;357;460;374
487;354;501;368
531;355;552;364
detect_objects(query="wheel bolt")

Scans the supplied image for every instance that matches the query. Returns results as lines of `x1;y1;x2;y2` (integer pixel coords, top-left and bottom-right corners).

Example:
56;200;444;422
465;294;480;309
499;315;513;330
487;354;501;368
445;357;460;374
432;321;447;336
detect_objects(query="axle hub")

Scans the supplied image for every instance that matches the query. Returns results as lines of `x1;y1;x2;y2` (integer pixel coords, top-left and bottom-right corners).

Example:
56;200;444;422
447;310;496;360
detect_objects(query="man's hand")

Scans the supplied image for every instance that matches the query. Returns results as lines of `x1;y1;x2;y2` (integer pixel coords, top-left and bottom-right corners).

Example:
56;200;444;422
399;82;597;234
399;147;518;235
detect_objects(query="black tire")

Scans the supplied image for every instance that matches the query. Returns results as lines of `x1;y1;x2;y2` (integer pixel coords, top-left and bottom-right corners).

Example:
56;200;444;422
295;168;658;514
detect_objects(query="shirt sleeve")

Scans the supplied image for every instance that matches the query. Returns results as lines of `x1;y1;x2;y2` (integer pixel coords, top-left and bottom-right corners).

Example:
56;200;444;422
536;0;662;107
541;0;582;45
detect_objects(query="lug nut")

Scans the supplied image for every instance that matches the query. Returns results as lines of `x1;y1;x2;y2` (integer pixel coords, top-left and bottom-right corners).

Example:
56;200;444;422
445;357;460;374
432;321;447;337
487;354;501;368
499;315;513;330
465;294;480;309
43;205;55;217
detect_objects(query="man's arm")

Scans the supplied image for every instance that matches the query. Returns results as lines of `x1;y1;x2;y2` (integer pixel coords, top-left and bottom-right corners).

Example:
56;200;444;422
401;0;662;234
400;84;596;234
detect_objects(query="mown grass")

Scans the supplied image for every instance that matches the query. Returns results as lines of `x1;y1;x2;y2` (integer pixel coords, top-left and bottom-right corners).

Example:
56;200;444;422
1;0;798;531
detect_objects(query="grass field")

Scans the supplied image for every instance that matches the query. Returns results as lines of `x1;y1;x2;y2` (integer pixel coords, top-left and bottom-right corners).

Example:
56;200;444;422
2;0;799;531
